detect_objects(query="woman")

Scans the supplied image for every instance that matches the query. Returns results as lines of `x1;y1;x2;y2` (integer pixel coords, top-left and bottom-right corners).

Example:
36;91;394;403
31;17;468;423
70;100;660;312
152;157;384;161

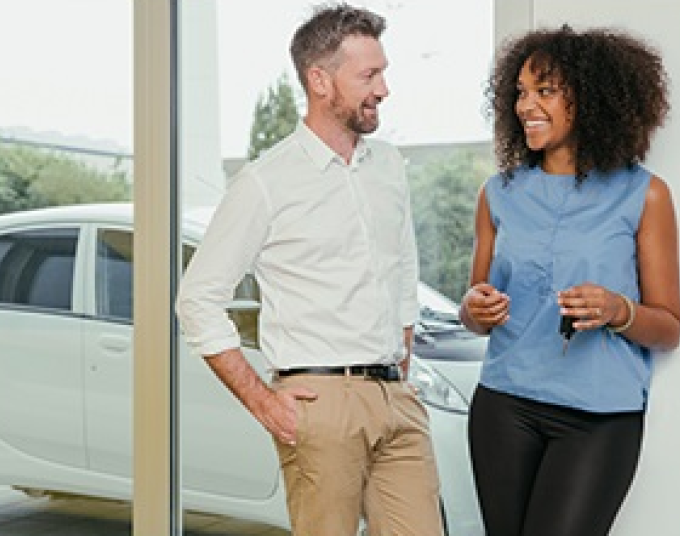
460;25;680;536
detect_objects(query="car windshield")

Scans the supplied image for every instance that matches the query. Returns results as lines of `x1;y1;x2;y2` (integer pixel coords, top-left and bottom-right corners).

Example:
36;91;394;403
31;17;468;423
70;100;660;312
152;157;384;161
418;282;460;325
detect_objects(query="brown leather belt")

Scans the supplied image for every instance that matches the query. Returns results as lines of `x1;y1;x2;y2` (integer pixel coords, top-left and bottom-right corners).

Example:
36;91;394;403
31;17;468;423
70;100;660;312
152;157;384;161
276;364;402;382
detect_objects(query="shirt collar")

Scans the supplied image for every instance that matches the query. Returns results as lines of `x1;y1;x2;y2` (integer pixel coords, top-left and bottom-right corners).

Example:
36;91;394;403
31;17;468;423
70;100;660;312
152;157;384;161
294;121;371;171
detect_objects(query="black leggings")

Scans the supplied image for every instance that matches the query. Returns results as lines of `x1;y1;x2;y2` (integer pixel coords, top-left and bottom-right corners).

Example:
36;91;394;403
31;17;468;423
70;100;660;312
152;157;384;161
468;385;643;536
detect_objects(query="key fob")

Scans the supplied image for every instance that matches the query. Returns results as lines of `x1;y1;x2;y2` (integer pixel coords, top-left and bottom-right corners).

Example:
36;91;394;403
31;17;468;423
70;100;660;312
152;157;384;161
559;315;576;340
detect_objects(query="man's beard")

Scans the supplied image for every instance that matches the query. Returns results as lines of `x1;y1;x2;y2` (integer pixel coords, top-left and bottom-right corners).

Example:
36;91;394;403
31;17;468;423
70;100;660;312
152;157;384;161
331;95;379;135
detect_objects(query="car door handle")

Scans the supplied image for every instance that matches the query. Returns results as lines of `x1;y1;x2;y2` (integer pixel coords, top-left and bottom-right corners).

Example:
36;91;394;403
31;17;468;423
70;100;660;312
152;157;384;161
99;334;131;353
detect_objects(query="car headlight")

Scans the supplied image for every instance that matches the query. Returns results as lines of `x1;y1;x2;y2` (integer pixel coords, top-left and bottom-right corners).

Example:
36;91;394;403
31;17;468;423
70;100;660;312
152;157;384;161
408;357;469;414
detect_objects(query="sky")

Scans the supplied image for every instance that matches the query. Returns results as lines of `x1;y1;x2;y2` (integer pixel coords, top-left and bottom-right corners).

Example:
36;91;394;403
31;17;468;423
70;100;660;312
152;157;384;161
0;0;133;152
0;0;492;158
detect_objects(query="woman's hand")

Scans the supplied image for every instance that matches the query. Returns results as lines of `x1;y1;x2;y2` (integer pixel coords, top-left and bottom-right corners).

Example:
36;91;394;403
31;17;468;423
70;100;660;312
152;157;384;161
462;282;510;334
557;283;624;331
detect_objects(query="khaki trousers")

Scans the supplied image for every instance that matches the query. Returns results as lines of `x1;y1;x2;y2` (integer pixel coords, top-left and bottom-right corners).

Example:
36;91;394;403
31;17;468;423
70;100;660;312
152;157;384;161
273;373;444;536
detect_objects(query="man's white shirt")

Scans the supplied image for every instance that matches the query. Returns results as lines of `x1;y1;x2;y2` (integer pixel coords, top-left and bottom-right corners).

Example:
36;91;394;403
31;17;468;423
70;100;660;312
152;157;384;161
176;122;419;370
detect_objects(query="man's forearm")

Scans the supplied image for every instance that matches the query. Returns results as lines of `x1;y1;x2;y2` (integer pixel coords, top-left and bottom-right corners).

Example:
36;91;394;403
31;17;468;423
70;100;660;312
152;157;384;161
203;348;273;422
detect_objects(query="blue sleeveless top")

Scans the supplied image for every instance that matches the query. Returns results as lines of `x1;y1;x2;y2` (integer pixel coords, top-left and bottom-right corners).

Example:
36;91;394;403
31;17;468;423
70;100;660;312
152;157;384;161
482;164;651;412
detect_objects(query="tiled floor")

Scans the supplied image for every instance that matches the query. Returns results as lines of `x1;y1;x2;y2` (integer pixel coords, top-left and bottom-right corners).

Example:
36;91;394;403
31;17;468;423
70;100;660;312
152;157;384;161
0;486;289;536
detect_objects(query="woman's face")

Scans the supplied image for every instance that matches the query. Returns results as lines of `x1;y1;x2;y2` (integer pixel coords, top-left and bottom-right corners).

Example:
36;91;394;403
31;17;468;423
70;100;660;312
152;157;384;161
515;57;576;158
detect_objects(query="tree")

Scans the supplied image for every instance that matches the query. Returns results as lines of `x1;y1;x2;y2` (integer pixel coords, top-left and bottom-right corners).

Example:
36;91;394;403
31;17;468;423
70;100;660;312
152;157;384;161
247;73;300;160
0;144;131;215
408;147;493;302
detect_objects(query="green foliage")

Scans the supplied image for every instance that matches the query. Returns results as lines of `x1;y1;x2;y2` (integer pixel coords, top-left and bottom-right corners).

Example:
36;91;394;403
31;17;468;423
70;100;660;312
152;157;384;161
0;144;131;215
247;73;300;160
408;146;493;302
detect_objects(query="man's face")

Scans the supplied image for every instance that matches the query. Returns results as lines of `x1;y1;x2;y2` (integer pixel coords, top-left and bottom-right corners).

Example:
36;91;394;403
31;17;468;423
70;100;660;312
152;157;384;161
326;35;389;135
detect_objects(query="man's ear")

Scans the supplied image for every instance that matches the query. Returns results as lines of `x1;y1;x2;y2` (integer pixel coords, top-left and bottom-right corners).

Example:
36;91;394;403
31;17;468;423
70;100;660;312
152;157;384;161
307;66;330;97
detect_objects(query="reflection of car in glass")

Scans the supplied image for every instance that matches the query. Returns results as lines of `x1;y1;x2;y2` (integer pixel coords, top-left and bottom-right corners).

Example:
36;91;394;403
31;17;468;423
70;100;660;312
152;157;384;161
0;203;483;535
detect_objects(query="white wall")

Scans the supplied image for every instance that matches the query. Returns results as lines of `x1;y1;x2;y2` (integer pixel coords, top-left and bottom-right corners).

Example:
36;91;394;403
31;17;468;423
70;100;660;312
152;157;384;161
495;2;680;535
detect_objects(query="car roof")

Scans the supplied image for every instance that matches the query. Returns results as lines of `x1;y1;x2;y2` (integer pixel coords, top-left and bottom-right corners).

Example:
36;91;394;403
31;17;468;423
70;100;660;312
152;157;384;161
1;204;468;321
0;202;216;236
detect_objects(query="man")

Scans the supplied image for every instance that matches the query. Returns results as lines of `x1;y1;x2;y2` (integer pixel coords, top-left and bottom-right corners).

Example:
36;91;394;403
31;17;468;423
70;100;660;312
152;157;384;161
176;4;443;535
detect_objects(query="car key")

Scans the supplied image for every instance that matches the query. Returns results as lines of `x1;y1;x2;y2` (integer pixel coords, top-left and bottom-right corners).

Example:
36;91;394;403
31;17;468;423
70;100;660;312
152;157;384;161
559;315;576;355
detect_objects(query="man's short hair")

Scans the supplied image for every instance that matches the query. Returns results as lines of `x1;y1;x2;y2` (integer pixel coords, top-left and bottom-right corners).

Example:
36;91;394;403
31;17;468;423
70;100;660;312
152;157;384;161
290;3;386;91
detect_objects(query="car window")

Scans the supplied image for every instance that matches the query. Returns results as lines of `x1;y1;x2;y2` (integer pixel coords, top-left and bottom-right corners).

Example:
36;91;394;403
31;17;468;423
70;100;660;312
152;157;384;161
0;227;78;311
229;274;260;350
96;230;261;348
95;231;218;322
96;229;133;321
182;242;260;349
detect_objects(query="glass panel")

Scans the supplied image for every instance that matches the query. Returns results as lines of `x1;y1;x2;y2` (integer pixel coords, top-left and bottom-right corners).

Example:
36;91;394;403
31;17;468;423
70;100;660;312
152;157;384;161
180;1;492;535
0;0;134;533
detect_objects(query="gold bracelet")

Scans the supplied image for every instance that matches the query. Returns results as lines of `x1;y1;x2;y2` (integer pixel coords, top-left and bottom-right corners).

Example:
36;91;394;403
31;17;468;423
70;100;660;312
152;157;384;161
607;294;636;333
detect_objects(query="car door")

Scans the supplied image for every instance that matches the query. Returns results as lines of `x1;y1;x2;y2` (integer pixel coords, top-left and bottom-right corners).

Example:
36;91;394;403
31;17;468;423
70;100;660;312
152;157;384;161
81;225;134;476
180;271;280;500
0;225;87;470
83;226;279;500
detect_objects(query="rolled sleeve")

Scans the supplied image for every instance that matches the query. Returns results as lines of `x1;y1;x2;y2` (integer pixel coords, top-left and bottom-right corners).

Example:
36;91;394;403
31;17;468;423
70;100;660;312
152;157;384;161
176;169;270;357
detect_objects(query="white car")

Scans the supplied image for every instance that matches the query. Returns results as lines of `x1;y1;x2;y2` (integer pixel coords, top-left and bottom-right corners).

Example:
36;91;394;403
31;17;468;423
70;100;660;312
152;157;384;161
0;203;483;535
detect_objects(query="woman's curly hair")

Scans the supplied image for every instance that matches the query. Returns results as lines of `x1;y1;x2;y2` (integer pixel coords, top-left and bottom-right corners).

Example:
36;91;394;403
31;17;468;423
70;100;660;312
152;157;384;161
485;25;670;182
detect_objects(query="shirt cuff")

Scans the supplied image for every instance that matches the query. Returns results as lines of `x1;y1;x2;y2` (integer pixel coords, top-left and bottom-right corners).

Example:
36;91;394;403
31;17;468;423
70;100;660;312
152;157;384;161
185;333;241;358
400;299;420;327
